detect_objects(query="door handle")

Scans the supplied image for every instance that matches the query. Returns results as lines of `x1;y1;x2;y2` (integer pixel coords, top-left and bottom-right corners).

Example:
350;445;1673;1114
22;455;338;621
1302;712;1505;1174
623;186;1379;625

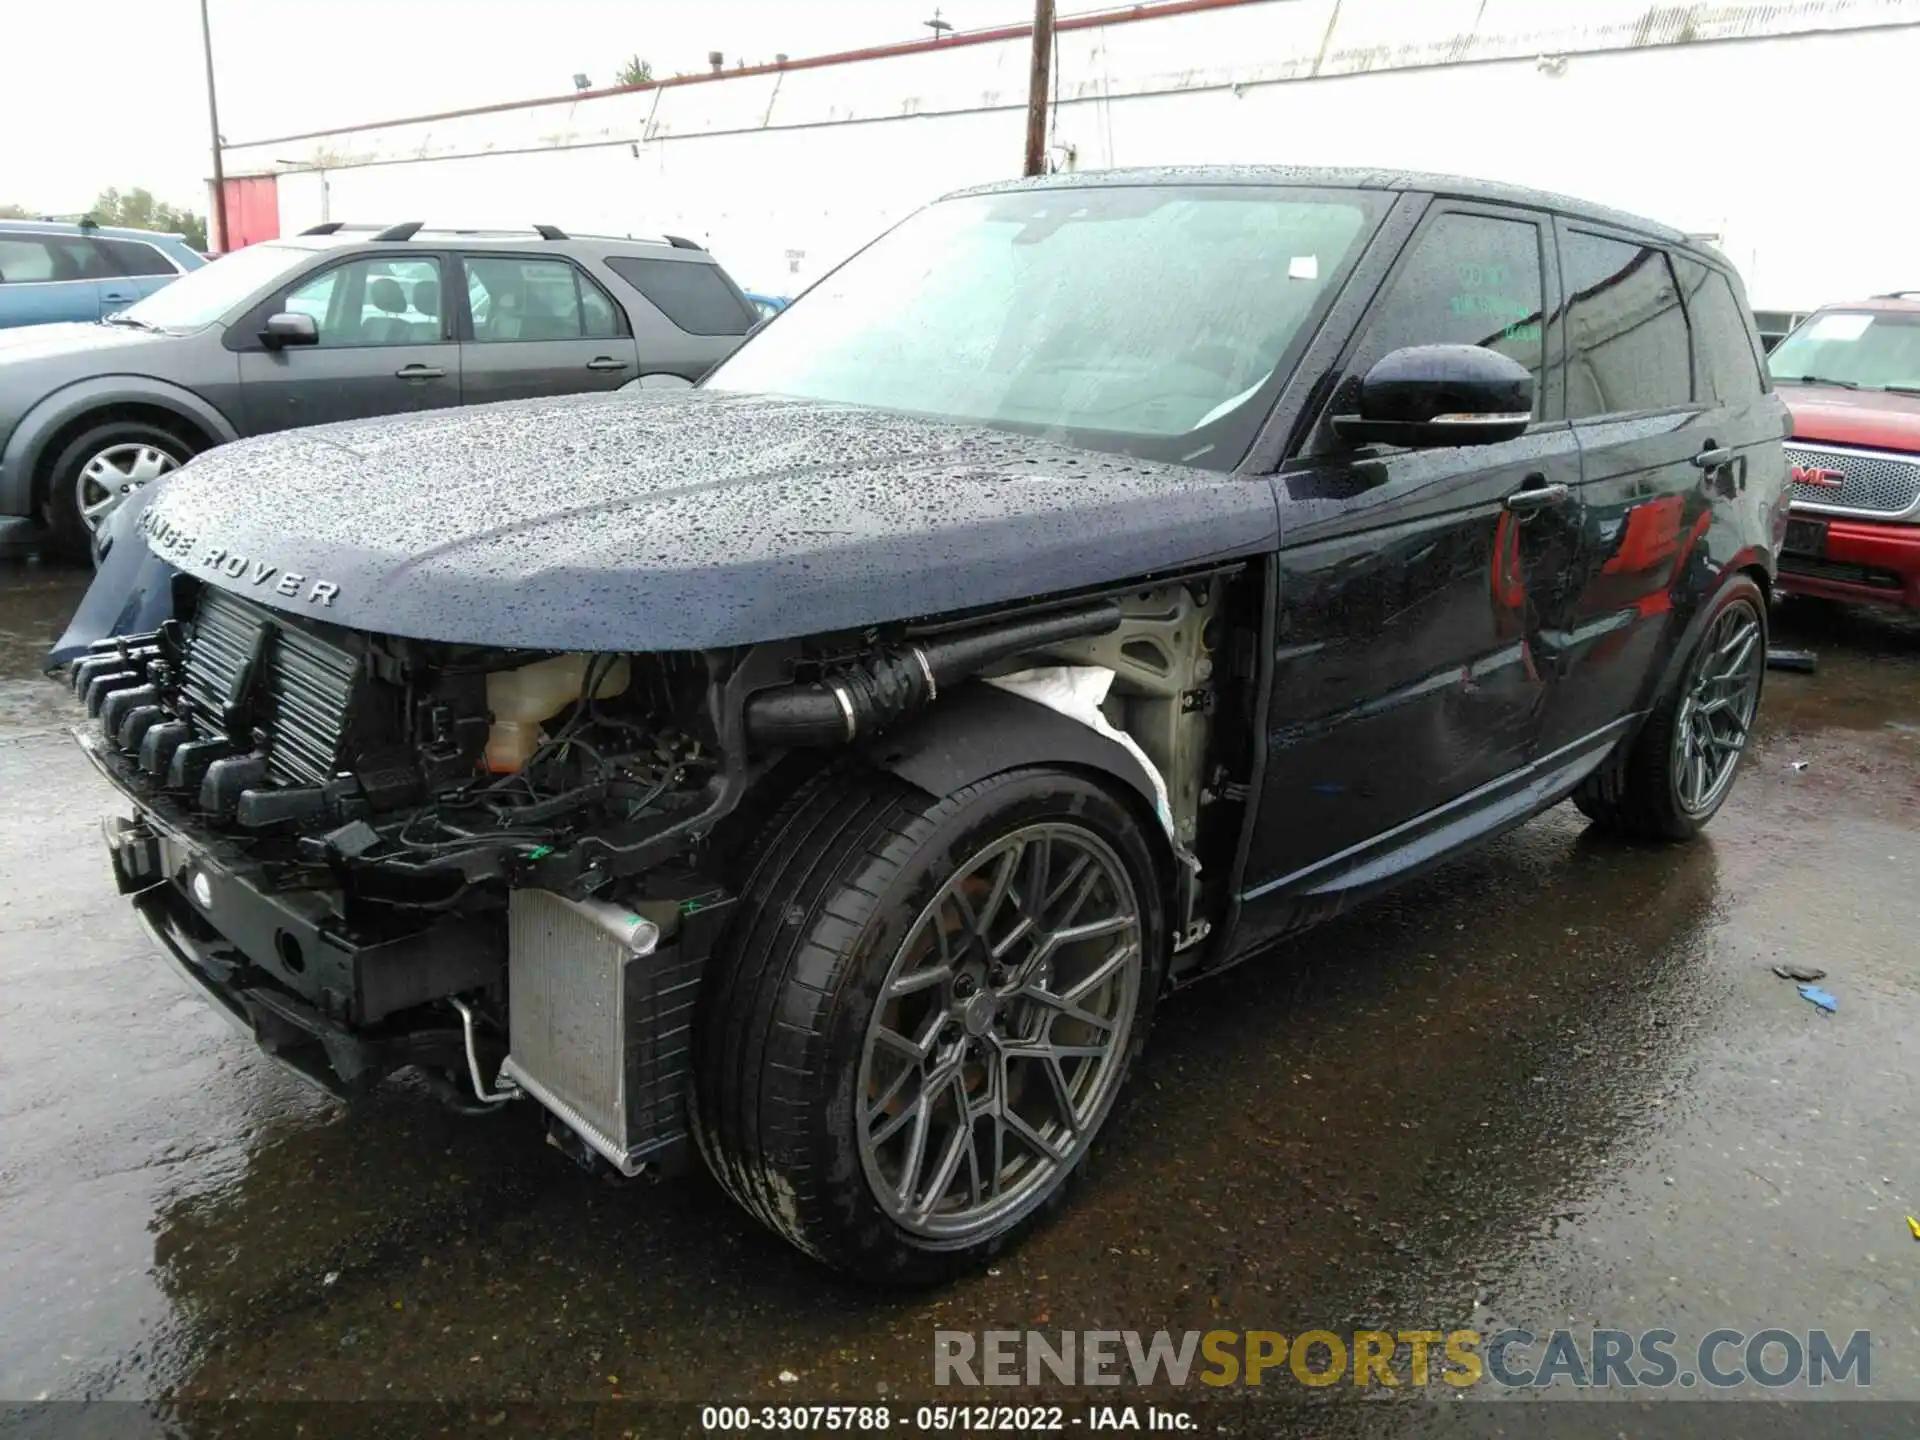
1691;445;1733;469
101;293;135;304
395;364;445;380
585;356;630;372
1503;481;1571;515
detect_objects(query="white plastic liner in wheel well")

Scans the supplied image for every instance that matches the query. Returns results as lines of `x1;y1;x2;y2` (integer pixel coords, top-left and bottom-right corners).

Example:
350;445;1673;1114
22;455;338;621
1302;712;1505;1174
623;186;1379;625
984;665;1199;874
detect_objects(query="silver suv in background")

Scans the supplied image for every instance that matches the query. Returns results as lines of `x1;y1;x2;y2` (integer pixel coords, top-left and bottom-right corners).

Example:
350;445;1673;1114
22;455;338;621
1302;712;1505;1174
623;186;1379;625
0;222;759;558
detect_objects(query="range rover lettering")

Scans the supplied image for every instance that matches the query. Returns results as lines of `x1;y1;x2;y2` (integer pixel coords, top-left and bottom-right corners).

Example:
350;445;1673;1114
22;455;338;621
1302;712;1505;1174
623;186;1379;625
60;169;1789;1283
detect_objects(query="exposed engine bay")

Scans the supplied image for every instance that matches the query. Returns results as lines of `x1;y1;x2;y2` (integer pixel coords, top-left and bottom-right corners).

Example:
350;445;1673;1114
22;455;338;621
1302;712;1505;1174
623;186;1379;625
74;567;1255;1173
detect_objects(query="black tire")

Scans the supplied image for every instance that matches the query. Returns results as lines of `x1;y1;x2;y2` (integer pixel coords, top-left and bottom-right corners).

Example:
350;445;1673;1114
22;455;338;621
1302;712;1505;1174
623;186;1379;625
1573;575;1768;841
692;765;1168;1284
42;418;195;563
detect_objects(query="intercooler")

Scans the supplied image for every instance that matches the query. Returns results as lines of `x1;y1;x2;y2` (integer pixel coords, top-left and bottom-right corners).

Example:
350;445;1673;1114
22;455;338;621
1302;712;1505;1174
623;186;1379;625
500;888;710;1175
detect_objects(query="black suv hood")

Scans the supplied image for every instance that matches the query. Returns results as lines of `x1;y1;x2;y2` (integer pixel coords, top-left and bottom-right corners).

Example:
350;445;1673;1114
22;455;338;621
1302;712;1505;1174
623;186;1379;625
139;390;1278;651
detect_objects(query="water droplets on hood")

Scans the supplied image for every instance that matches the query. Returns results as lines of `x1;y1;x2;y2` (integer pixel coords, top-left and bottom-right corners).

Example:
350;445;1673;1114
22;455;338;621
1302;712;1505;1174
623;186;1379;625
148;388;1279;651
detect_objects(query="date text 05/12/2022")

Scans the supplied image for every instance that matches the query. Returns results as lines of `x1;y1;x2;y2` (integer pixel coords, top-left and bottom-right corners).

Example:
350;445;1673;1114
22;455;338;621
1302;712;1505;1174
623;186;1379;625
700;1404;1193;1431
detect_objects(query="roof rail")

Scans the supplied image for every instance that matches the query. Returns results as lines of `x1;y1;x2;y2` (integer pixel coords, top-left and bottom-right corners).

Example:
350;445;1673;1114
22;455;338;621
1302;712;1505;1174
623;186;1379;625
1873;290;1920;300
663;233;703;251
301;221;626;244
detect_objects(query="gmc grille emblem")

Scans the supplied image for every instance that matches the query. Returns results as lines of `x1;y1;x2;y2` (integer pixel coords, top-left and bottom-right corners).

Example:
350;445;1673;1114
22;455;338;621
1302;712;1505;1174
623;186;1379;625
1792;464;1846;489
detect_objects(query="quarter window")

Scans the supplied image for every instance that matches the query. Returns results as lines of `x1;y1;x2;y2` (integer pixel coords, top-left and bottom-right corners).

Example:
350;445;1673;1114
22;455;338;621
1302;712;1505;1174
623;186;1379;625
283;256;443;347
463;257;625;341
1557;232;1692;418
604;255;756;336
1675;256;1766;404
1345;212;1547;418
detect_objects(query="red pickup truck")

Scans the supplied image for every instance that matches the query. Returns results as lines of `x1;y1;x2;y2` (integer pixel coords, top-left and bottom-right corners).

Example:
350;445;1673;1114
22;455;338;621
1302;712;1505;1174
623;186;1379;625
1767;294;1920;609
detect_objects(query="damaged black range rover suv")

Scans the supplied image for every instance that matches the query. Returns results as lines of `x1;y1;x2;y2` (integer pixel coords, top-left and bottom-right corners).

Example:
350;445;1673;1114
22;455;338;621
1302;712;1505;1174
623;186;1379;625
63;169;1789;1283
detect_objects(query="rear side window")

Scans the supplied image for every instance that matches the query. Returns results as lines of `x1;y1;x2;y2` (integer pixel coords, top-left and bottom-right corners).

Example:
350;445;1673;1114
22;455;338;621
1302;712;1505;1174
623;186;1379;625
1675;256;1766;404
97;238;178;277
464;256;626;342
605;255;755;335
1557;232;1692;418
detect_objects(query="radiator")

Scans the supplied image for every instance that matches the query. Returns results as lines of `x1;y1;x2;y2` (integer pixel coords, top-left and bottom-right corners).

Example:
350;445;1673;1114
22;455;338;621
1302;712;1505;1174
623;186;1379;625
500;888;704;1175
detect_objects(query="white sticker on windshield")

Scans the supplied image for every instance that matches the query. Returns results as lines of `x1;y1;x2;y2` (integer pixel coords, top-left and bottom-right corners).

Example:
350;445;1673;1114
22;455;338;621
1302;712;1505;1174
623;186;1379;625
1808;313;1873;342
1288;254;1320;281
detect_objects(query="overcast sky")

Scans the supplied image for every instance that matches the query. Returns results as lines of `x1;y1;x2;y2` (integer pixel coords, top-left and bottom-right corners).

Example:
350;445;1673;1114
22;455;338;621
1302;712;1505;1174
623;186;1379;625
6;0;1033;216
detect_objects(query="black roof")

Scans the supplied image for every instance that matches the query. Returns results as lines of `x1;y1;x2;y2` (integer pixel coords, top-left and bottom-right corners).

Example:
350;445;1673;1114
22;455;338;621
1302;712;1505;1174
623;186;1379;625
948;165;1688;245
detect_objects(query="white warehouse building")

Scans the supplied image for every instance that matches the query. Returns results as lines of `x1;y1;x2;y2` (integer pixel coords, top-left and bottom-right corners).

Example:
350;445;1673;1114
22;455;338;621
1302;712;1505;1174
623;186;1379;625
218;0;1920;317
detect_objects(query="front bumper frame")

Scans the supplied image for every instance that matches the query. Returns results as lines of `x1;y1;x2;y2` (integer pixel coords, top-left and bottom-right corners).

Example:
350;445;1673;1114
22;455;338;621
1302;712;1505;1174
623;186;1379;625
1777;512;1920;609
121;849;470;1098
83;721;503;1096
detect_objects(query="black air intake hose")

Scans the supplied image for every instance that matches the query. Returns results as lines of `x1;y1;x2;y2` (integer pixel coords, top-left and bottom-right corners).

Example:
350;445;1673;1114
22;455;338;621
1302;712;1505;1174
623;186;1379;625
743;602;1122;748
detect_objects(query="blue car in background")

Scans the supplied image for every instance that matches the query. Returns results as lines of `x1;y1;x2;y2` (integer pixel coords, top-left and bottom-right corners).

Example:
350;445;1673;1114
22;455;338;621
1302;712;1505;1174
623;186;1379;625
0;221;204;330
742;290;790;322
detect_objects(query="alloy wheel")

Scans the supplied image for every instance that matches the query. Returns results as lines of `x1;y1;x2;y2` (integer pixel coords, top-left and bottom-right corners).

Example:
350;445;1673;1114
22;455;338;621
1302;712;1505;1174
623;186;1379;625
76;442;178;536
1671;600;1764;815
856;822;1143;1242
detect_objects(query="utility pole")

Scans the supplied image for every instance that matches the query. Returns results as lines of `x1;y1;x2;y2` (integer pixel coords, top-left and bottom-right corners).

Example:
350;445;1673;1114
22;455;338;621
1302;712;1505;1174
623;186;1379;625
1023;0;1055;177
200;0;230;251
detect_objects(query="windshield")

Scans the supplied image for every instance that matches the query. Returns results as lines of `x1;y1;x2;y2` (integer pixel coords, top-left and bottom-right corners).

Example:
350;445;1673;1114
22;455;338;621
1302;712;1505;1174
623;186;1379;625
1768;309;1920;392
704;186;1379;469
120;243;311;330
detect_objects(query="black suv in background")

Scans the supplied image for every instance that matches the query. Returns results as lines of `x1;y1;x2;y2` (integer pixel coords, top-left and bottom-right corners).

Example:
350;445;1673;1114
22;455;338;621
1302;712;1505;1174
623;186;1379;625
63;169;1789;1284
0;223;758;557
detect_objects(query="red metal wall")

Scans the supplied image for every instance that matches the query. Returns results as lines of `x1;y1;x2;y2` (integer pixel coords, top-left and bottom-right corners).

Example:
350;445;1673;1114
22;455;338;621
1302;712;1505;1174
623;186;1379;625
216;174;280;251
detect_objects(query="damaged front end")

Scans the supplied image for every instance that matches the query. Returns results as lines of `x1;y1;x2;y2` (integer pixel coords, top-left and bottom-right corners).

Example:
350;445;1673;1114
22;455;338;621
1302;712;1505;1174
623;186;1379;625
77;576;749;1171
72;572;1193;1175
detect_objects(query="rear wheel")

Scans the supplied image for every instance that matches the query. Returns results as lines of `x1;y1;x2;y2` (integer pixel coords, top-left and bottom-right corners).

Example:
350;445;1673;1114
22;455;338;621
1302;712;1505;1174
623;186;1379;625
1574;576;1767;840
692;766;1167;1283
44;419;193;563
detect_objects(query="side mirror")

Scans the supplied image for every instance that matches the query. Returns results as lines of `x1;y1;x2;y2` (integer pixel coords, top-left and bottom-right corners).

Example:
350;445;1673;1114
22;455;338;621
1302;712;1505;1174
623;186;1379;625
259;311;319;349
1332;344;1534;449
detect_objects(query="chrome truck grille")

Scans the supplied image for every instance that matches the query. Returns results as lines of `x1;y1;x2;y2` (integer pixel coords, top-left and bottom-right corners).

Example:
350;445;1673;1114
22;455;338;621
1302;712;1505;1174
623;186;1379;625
1785;442;1920;518
500;889;704;1176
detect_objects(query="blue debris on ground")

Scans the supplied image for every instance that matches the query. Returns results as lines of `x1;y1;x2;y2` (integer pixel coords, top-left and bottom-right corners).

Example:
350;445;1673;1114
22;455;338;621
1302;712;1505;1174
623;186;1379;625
1798;985;1838;1014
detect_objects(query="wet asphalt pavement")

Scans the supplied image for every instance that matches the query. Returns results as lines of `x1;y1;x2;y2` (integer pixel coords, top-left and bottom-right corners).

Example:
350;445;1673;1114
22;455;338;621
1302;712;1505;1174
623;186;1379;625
0;558;1914;1432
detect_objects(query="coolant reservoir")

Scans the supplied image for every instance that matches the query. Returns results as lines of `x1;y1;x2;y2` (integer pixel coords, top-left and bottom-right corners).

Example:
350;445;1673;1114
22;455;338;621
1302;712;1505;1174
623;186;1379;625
484;654;630;773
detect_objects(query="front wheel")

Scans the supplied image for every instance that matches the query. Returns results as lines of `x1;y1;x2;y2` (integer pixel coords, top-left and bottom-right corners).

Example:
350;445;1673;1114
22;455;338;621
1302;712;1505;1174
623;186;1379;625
1574;575;1767;840
692;767;1167;1283
44;419;193;564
